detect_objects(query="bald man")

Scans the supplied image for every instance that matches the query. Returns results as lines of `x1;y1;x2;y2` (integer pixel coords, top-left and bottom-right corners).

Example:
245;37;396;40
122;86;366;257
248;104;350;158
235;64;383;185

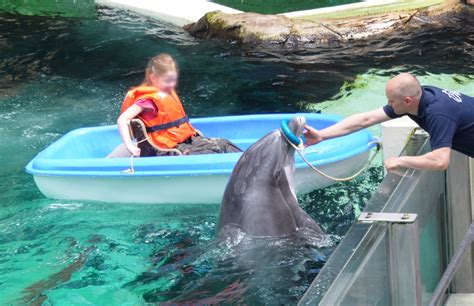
304;73;474;172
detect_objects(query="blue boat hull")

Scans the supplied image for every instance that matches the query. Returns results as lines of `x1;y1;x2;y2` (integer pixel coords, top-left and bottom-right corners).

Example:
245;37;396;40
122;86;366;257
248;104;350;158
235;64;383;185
26;113;376;204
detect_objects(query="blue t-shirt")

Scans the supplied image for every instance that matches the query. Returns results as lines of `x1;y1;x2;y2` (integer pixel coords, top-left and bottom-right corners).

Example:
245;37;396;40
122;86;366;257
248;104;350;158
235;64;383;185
383;86;474;157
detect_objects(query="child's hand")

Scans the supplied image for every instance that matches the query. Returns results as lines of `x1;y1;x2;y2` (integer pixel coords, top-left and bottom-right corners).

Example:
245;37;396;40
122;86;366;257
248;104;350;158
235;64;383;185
127;145;141;157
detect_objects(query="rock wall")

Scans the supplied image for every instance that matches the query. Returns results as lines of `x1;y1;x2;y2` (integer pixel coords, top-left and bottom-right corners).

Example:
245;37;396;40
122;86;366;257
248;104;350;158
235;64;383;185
184;1;473;47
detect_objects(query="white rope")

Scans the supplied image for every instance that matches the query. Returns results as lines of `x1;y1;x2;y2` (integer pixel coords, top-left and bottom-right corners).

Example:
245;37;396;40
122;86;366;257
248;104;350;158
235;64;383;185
120;138;150;174
281;130;381;182
121;155;135;174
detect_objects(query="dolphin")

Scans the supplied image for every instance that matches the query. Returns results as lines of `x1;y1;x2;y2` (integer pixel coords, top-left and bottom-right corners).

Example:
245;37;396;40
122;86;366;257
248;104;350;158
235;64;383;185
218;116;324;238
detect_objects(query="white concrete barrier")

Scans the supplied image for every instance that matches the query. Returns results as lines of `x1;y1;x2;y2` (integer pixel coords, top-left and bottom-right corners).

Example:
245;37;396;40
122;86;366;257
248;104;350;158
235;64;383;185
96;0;241;27
381;116;419;161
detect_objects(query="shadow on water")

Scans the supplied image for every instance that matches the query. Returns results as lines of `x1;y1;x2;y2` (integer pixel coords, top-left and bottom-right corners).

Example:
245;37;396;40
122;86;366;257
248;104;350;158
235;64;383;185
0;6;472;304
125;227;333;304
20;235;102;305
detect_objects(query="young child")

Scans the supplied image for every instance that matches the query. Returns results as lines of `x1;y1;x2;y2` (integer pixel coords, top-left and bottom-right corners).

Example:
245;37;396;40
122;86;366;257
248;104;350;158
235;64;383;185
112;53;240;157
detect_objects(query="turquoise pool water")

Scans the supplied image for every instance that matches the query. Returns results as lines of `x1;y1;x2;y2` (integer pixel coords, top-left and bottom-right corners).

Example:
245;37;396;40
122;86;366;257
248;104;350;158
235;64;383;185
212;0;360;14
0;6;473;305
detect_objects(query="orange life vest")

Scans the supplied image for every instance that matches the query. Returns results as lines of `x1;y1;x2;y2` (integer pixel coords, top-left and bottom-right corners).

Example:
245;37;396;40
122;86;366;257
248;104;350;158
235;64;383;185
121;86;196;149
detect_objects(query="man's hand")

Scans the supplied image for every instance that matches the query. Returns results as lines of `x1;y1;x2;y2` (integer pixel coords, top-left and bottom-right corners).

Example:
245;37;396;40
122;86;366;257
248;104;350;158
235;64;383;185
304;125;323;146
384;148;451;172
384;157;402;172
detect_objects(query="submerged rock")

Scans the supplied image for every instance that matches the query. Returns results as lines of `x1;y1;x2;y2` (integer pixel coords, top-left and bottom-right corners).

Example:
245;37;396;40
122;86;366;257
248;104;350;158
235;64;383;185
183;12;340;46
184;1;473;47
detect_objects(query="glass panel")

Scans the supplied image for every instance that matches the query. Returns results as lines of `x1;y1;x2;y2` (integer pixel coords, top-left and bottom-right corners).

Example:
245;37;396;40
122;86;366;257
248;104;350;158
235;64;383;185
320;226;391;306
299;132;448;306
389;222;422;305
418;199;446;302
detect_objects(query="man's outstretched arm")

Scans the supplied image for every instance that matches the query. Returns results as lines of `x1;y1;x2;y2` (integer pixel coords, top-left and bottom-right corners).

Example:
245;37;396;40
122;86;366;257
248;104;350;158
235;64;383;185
305;108;391;146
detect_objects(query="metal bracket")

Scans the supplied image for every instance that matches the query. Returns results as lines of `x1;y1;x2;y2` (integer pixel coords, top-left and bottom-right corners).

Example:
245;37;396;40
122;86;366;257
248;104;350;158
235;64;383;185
414;129;428;136
358;212;418;224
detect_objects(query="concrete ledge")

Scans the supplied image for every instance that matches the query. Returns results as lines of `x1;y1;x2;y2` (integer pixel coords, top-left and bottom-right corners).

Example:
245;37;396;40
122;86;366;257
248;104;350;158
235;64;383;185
96;0;241;27
446;293;474;305
281;0;397;18
287;0;445;21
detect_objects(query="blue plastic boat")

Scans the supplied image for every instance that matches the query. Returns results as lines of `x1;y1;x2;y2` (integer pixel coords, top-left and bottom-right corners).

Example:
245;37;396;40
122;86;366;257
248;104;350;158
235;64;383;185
26;113;376;204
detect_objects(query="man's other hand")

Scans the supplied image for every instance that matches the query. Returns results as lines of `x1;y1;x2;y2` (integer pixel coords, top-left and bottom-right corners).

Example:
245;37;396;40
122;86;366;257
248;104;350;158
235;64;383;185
384;157;402;172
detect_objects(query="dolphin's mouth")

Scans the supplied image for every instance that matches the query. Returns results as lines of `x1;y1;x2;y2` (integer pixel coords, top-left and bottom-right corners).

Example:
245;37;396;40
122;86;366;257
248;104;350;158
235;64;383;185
281;116;306;148
288;116;306;138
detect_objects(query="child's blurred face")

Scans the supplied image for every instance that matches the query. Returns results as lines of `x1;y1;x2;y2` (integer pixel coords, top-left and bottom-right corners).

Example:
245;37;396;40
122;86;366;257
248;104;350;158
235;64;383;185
150;70;178;93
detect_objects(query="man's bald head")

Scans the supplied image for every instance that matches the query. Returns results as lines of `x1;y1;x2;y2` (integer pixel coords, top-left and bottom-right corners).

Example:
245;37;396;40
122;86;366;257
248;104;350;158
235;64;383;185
386;73;422;100
385;73;422;115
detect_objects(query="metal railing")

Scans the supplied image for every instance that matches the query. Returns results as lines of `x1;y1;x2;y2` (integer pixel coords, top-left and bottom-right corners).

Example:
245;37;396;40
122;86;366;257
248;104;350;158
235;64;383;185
429;223;474;306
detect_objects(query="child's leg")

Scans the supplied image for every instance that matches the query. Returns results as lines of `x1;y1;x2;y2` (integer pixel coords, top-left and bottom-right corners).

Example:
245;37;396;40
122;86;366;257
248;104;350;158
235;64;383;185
212;137;242;153
176;136;242;155
106;143;132;158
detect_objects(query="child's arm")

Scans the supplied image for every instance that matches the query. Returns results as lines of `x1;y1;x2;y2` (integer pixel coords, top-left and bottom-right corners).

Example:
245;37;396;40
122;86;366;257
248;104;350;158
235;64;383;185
117;104;144;156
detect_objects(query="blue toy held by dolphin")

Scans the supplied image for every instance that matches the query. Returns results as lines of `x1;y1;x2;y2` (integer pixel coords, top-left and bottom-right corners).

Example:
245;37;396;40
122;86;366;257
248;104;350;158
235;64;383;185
218;116;324;238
